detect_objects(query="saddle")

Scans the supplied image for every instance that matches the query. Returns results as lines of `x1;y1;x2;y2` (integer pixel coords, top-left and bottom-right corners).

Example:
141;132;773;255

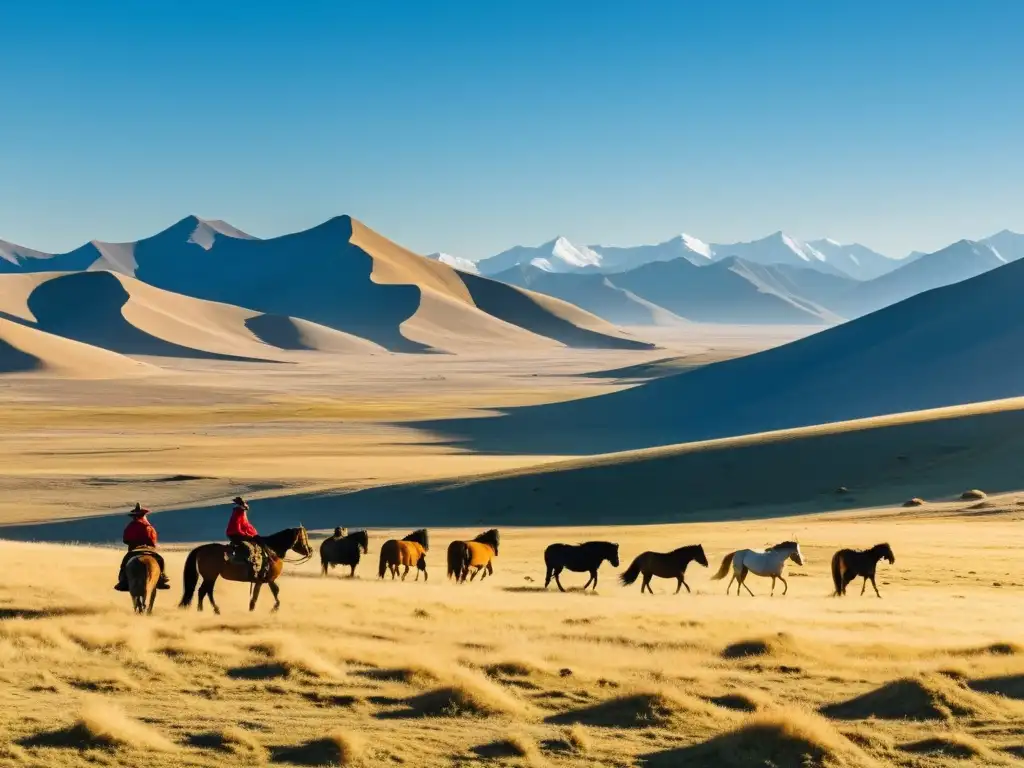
127;546;164;571
229;540;273;581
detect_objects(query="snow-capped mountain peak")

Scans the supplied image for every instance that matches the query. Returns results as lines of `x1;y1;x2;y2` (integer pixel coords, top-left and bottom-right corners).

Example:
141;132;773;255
425;252;479;274
679;233;713;260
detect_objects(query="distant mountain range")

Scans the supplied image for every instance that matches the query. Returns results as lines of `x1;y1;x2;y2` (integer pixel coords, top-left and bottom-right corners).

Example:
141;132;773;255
3;217;1023;334
452;229;1024;325
472;231;900;281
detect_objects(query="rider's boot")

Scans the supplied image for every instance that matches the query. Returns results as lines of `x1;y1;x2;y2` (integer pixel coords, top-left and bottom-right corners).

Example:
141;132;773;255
157;571;171;590
113;566;129;591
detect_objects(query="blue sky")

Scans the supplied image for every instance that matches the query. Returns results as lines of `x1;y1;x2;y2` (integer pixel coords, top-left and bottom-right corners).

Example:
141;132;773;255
1;0;1021;259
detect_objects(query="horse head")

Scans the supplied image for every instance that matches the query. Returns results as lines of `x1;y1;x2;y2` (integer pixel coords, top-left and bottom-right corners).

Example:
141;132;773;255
881;542;895;564
608;542;620;568
476;528;500;555
695;544;709;567
790;542;805;566
356;529;369;554
294;526;313;558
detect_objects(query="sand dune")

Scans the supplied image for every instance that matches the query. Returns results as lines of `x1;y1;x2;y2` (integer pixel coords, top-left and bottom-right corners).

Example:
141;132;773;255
1;271;384;363
0;216;652;354
0;316;154;378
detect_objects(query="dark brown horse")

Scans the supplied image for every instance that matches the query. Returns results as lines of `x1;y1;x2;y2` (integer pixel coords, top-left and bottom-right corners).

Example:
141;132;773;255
179;527;312;614
379;529;430;582
126;551;161;615
320;529;369;577
831;543;894;597
447;529;499;584
544;541;619;592
620;544;708;594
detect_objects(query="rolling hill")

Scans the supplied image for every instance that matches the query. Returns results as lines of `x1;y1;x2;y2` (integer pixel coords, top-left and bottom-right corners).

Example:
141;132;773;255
490;264;688;326
416;253;1024;454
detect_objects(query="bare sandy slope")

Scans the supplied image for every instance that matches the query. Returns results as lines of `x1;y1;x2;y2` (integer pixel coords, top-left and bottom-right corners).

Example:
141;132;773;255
0;316;155;378
11;270;383;362
2;513;1024;768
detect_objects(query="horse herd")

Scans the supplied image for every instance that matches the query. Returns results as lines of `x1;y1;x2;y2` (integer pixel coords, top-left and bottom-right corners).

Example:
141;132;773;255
321;528;897;600
122;525;896;615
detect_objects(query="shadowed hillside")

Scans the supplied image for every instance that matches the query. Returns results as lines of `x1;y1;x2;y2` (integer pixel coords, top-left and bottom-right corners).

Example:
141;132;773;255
413;256;1024;454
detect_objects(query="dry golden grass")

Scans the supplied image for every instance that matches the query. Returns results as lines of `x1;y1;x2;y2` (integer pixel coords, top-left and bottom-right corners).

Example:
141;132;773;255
1;330;1022;767
2;514;1024;767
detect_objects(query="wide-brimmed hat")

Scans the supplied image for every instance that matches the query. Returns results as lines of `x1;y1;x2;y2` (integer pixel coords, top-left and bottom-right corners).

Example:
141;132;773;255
129;503;149;517
232;497;246;505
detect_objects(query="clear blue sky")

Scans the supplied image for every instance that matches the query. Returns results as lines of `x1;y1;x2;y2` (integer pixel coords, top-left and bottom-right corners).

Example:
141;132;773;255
1;0;1021;259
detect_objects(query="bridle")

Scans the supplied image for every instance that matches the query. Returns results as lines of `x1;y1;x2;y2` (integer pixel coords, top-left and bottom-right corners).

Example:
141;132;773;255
280;526;314;564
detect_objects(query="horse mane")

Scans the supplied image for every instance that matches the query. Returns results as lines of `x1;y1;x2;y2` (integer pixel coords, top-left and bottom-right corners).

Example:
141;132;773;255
767;540;798;551
403;529;429;549
670;544;701;556
474;529;500;547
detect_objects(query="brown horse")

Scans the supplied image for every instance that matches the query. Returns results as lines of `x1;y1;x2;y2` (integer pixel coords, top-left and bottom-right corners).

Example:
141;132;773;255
832;543;894;597
179;527;312;614
447;529;500;584
126;552;161;615
379;529;429;582
620;544;708;594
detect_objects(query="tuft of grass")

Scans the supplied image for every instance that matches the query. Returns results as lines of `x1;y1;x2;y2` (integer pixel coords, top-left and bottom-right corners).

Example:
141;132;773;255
271;730;365;766
20;699;178;752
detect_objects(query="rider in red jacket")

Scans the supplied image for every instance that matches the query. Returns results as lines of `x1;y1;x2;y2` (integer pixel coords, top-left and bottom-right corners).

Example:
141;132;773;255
227;496;261;568
227;497;258;539
115;504;170;591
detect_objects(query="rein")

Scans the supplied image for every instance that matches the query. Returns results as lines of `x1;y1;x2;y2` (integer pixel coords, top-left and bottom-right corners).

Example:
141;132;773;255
263;528;313;564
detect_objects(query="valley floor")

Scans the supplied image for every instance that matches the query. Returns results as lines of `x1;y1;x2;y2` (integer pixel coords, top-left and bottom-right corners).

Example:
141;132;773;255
2;325;1022;767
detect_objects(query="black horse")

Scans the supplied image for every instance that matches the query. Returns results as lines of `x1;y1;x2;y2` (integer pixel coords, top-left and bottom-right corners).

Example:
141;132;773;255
320;528;370;577
544;541;620;592
831;543;895;597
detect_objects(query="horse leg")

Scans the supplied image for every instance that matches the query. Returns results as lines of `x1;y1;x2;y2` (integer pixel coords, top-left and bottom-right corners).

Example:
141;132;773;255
675;577;683;595
555;568;567;593
870;576;881;598
402;565;410;581
778;575;788;596
860;577;867;596
480;562;493;582
681;577;691;594
544;565;554;589
147;585;158;615
350;565;356;578
205;578;222;615
590;570;598;591
740;570;755;596
269;582;281;612
770;576;776;596
249;582;262;612
726;574;736;595
642;574;652;594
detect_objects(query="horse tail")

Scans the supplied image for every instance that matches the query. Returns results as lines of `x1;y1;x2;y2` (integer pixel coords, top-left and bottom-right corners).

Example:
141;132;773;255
178;547;200;608
321;546;329;576
710;552;736;581
447;542;465;580
619;555;644;586
378;547;388;579
831;551;843;596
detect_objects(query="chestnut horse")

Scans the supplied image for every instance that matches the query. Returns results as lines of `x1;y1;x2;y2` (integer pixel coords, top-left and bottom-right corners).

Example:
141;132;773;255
447;529;500;584
379;529;430;581
179;527;312;614
620;544;708;594
126;552;161;615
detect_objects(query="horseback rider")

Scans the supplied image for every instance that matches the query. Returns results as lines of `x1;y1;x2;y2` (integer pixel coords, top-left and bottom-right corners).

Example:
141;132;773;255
226;496;263;573
114;503;170;591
